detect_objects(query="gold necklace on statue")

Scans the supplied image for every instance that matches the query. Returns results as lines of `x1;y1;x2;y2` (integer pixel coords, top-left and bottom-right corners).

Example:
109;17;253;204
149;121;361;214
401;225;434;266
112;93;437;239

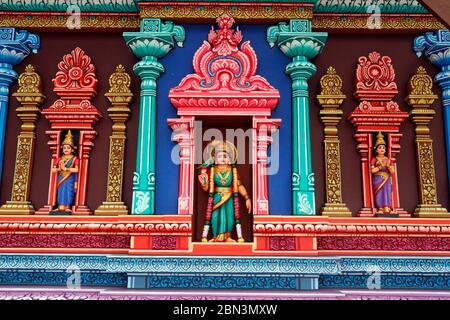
217;166;231;185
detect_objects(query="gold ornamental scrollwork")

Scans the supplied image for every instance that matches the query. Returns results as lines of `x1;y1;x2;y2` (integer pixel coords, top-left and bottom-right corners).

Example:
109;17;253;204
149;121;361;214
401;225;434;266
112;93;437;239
406;66;448;217
0;65;45;215
316;66;352;217
140;4;313;22
95;65;133;216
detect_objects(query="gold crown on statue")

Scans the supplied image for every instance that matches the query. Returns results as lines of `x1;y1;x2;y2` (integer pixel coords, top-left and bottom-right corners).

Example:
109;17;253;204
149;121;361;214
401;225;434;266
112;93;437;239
62;130;75;148
209;140;238;164
374;132;386;149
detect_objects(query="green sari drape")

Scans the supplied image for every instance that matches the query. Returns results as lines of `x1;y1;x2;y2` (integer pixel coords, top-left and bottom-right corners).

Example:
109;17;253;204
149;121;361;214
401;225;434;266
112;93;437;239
210;167;235;241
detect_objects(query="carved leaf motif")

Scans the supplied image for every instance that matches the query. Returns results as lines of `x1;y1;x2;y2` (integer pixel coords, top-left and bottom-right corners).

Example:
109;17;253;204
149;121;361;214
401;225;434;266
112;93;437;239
356;51;397;92
53;47;98;94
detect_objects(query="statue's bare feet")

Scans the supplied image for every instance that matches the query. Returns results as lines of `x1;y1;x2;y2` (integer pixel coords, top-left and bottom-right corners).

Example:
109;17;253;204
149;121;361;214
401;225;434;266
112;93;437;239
226;238;236;243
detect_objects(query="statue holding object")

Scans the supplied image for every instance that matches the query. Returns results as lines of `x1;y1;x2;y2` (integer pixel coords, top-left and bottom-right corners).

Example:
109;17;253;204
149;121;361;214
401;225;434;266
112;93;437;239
371;132;394;214
198;140;251;243
51;130;79;213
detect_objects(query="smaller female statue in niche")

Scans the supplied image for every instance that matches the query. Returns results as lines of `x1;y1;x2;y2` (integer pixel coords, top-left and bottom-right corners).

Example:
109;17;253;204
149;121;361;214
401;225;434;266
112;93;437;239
197;140;251;243
51;130;79;213
371;132;394;214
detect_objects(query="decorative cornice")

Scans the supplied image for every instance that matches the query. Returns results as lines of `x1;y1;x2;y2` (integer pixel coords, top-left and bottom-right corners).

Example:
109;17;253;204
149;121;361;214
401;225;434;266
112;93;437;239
0;0;431;15
139;2;313;22
314;0;429;14
0;12;442;32
0;221;191;235
312;14;444;31
1;254;450;274
0;0;138;12
0;12;140;31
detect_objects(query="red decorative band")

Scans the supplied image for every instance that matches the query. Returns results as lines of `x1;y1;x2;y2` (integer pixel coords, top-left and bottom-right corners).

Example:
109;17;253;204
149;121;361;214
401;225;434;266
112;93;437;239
318;236;450;251
0;234;130;249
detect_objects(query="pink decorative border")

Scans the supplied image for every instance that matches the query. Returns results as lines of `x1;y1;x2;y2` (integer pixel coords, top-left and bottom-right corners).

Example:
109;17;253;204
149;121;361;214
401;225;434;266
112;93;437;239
0;234;130;248
0;287;449;300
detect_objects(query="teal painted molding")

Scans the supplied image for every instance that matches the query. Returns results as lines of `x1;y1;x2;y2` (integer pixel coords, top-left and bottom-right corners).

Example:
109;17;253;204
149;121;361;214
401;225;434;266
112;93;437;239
123;19;185;215
414;29;450;196
314;0;429;14
0;0;138;12
0;28;40;187
267;19;327;215
0;0;429;15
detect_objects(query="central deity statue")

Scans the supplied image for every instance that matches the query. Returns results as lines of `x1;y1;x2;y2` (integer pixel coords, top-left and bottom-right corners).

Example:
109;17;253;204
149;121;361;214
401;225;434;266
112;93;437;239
198;140;251;243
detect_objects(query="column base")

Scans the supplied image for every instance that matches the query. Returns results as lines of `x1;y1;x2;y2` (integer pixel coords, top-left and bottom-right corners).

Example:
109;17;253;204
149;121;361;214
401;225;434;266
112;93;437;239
36;205;52;215
0;201;35;215
358;207;410;217
321;203;352;217
95;202;129;216
72;205;92;216
132;190;154;215
413;204;449;217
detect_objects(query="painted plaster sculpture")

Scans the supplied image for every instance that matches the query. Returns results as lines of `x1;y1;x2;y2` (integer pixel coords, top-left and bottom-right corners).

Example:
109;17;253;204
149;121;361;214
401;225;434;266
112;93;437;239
0;65;45;214
169;15;280;218
414;30;450;197
267;19;327;215
348;51;409;217
0;28;40;187
406;66;448;217
37;47;102;215
317;66;352;217
198;140;251;243
371;132;395;214
95;65;133;216
52;130;79;213
123;18;185;215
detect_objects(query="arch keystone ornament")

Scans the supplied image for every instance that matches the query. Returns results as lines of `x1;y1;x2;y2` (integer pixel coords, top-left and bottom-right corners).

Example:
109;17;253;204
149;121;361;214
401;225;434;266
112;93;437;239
414;29;450;196
267;19;327;215
348;51;409;217
36;47;102;216
0;28;40;187
123;18;185;215
168;15;281;220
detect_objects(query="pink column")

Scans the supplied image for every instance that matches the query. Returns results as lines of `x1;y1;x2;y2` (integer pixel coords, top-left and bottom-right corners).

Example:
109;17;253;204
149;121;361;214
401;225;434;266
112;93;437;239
253;117;281;215
168;117;195;215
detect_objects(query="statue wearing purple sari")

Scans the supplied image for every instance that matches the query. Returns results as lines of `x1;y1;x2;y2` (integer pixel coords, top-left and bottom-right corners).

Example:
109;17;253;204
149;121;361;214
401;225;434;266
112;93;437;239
370;132;394;214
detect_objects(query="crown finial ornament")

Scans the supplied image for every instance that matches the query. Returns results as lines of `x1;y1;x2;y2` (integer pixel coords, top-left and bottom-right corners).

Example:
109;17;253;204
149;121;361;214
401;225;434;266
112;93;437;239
62;130;75;148
374;132;386;149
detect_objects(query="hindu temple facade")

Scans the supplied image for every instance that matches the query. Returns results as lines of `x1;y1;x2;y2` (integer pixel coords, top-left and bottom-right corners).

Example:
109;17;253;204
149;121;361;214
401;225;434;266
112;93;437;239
0;0;450;299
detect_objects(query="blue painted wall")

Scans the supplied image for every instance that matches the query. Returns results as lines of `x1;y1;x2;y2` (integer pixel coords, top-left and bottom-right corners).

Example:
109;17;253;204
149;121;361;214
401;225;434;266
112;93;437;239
155;24;292;215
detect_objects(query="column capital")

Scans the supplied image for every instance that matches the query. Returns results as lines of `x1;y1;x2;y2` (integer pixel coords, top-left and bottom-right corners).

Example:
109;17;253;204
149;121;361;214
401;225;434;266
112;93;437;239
123;18;185;63
267;19;327;61
0;28;40;88
0;28;40;66
414;29;450;66
414;30;450;93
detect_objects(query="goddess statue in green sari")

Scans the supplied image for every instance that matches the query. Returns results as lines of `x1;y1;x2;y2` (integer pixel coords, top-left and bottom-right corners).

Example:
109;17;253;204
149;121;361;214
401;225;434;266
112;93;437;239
198;140;251;243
